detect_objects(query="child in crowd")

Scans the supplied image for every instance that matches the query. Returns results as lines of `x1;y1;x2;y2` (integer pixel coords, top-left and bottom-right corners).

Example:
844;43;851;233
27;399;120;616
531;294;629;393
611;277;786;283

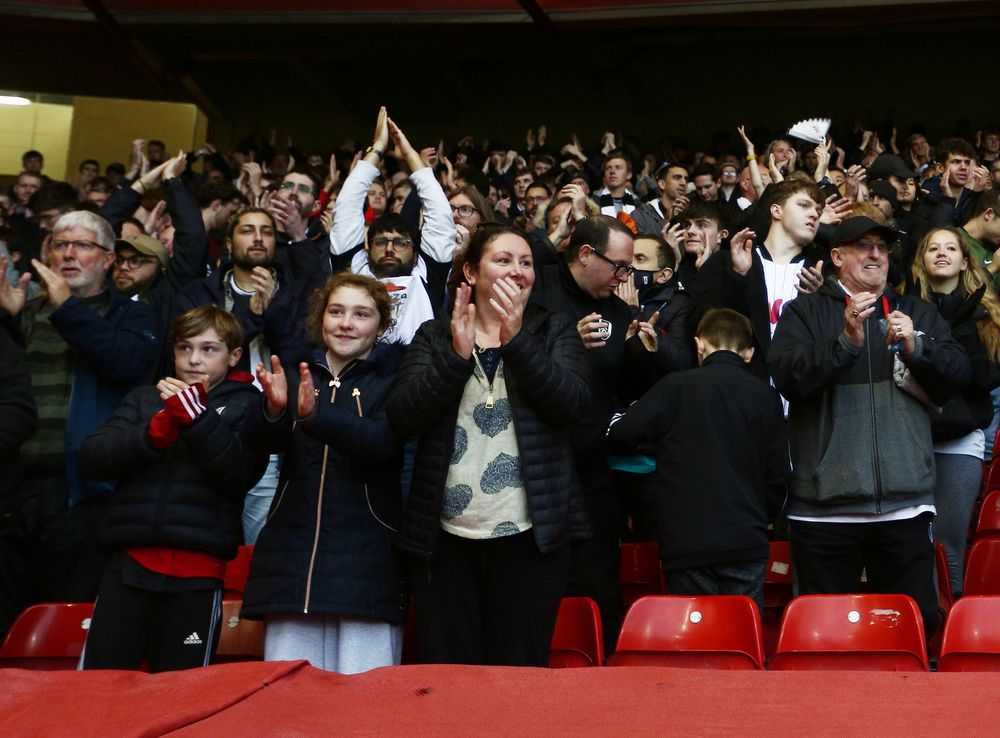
607;308;788;609
79;305;266;671
241;273;408;674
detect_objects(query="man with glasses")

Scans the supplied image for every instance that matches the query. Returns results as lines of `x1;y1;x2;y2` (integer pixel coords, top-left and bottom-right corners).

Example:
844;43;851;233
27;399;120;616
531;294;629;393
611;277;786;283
326;107;454;344
0;210;158;624
268;169;326;251
532;214;661;651
769;216;970;639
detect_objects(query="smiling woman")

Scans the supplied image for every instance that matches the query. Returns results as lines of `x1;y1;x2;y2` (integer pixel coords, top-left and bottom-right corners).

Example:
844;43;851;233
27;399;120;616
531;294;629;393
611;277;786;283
386;224;591;667
239;272;409;675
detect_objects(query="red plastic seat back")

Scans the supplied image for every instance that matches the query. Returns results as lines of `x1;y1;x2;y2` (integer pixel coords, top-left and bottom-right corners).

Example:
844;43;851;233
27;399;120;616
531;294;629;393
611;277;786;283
770;594;928;671
550;597;604;667
975;490;1000;541
223;544;255;600
607;595;764;670
939;596;1000;672
0;603;94;670
214;600;264;663
619;541;664;608
964;539;1000;596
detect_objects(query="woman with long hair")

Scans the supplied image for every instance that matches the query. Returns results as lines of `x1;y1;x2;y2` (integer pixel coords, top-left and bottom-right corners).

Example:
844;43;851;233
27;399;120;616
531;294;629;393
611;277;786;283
912;226;1000;594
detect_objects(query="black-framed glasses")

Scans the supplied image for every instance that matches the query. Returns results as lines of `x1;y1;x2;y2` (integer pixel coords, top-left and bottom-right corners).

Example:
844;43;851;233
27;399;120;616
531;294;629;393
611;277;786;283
115;254;156;269
372;236;413;249
51;239;102;253
450;204;478;218
588;246;635;279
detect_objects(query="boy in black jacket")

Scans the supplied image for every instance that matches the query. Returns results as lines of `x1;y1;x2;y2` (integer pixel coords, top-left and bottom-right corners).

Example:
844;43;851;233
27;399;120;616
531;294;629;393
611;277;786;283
607;308;789;609
79;305;267;672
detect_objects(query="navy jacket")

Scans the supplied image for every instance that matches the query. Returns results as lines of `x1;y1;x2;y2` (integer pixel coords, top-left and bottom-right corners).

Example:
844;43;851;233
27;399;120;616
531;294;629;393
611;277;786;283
240;344;409;624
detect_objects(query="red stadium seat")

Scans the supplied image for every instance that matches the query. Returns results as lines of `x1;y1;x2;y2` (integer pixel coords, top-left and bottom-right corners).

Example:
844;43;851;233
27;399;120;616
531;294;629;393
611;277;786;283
223;544;255;601
763;540;794;660
985;457;1000;494
619;541;664;609
0;603;94;670
938;596;1000;671
769;594;928;671
764;540;794;609
549;597;604;667
963;539;1000;596
607;595;764;670
975;490;1000;541
214;600;264;663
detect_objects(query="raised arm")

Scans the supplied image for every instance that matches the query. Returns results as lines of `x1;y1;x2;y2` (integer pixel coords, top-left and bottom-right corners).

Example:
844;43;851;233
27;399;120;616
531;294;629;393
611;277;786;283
331;107;388;256
388;117;456;265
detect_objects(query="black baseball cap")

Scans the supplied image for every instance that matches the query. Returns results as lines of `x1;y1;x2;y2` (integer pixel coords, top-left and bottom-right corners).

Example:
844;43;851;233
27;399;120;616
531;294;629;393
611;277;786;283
867;154;916;181
831;216;896;247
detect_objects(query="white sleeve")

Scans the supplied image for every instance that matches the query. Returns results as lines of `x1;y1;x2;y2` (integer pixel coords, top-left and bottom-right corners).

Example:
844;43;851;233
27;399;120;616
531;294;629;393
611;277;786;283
330;159;379;255
410;167;456;264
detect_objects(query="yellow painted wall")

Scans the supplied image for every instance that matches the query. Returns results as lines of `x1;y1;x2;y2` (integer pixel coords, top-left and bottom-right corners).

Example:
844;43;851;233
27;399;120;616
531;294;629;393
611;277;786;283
67;96;206;179
0;102;73;179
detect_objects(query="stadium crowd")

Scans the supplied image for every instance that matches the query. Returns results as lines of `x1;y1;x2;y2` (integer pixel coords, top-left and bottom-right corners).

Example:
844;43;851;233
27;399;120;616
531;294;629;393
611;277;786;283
2;109;1000;672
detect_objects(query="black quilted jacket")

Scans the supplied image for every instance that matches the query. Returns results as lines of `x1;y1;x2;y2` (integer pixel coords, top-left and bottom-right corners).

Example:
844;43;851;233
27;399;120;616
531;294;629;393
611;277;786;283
387;303;591;559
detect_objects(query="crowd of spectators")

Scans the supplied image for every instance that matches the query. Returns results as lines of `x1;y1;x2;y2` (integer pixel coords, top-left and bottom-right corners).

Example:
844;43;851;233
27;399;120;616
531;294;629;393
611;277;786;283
2;111;1000;672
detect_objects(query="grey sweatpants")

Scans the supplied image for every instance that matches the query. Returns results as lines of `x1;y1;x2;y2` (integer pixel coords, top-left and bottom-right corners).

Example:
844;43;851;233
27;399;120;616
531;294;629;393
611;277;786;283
264;612;402;673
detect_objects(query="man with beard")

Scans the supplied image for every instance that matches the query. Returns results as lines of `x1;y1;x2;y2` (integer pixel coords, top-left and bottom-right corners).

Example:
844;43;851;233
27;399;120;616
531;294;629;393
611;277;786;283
631;162;689;235
268;168;325;247
178;207;307;543
329;107;454;344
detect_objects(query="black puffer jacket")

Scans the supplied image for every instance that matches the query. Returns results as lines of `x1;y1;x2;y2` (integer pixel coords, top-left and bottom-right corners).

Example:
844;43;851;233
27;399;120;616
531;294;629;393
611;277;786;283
240;344;409;624
387;303;591;559
79;374;266;560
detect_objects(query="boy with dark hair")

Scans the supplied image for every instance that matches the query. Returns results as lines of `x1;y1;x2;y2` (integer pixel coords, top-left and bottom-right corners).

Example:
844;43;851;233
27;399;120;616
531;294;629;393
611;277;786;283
607;307;789;609
690;178;825;381
79;305;267;672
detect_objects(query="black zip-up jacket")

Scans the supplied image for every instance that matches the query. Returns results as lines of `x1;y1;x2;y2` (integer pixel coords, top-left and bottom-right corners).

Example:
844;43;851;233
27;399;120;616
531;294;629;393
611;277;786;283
176;260;309;359
240;344;409;624
386;304;591;559
769;281;971;517
608;350;788;570
78;374;266;560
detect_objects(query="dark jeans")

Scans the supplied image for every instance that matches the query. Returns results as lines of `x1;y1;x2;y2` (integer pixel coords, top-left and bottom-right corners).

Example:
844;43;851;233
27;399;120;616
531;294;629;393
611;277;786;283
565;482;623;653
411;530;570;667
790;512;938;639
0;475;107;640
664;559;768;612
82;565;223;672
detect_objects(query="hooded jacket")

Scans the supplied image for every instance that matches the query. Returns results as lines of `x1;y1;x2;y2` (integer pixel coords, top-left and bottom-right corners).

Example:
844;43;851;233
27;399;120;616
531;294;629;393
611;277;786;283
768;281;971;517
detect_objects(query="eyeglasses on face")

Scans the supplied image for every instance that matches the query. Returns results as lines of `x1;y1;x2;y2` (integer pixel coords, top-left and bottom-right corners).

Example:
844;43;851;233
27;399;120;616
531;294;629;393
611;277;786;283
51;239;102;253
372;236;413;249
278;182;314;195
450;204;479;218
115;254;156;269
588;246;635;279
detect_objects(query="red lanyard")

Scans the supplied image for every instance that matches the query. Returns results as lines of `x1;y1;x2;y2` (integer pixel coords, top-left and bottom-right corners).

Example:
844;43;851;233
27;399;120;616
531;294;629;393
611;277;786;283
845;294;891;317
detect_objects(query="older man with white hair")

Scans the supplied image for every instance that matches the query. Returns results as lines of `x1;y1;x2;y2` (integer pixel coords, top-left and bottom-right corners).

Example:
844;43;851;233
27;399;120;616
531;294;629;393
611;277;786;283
0;210;158;632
